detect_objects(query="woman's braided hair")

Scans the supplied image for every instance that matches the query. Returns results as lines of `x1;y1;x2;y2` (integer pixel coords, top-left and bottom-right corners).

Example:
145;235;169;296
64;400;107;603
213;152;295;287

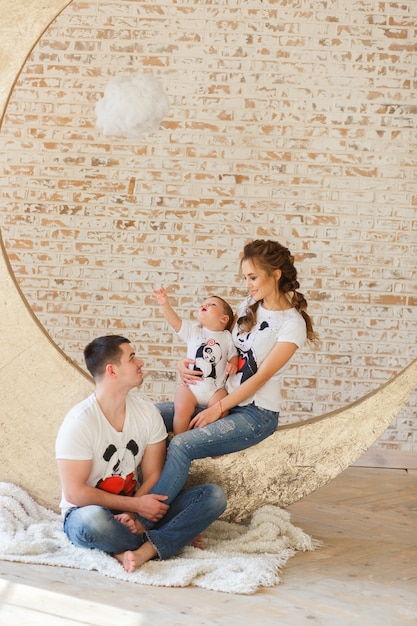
238;239;318;342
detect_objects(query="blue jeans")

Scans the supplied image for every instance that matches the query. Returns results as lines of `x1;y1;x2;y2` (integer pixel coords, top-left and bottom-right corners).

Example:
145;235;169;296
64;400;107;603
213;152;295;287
63;483;226;560
138;402;278;530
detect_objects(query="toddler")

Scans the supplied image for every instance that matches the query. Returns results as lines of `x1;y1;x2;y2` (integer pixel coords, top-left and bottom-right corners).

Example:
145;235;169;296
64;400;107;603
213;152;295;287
153;288;238;434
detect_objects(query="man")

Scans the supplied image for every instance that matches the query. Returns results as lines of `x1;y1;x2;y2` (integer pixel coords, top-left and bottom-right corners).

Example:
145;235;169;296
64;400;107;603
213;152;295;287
55;335;226;573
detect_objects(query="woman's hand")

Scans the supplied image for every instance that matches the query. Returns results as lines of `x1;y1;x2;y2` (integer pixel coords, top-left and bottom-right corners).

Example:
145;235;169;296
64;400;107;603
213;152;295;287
177;358;203;386
189;403;222;429
226;359;238;376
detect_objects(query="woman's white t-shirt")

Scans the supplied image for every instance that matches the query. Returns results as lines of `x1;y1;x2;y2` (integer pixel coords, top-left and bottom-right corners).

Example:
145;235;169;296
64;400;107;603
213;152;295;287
226;299;307;412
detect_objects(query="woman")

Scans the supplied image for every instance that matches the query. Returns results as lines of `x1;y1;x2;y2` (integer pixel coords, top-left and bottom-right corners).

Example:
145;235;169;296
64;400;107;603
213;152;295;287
146;239;317;517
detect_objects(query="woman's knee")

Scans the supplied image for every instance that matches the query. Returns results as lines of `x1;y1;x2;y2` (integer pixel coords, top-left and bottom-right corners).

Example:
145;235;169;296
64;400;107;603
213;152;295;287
167;432;191;456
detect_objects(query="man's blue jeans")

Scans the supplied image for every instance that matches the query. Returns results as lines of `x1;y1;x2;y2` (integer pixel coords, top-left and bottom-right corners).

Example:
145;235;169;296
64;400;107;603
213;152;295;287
137;402;278;530
63;483;226;560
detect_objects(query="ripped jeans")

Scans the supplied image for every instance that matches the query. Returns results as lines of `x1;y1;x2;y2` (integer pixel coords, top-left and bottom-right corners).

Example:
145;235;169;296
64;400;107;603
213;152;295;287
138;402;278;530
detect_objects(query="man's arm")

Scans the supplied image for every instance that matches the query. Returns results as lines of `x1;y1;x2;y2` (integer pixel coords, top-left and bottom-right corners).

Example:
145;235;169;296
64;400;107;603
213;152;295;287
57;446;169;522
135;440;167;497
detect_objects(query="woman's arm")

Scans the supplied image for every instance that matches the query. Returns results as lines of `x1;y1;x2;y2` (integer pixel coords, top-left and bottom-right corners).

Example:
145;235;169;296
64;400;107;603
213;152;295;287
189;341;298;429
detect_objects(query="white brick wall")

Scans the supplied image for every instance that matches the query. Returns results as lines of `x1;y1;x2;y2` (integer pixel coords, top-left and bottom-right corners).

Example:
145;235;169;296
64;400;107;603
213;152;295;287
0;0;416;452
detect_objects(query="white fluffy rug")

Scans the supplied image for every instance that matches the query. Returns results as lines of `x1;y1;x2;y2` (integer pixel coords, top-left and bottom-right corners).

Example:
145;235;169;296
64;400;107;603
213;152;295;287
0;482;321;595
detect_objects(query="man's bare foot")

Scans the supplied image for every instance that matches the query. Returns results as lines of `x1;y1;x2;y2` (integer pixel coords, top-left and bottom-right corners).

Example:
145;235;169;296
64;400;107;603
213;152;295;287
114;513;145;535
189;534;205;549
115;550;137;573
115;541;157;573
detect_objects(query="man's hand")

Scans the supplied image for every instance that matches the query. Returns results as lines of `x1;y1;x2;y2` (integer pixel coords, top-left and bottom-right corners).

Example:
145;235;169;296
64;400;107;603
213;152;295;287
135;493;169;522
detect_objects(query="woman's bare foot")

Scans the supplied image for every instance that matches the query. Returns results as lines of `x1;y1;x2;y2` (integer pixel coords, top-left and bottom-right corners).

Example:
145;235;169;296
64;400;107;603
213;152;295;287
115;541;157;573
189;534;205;549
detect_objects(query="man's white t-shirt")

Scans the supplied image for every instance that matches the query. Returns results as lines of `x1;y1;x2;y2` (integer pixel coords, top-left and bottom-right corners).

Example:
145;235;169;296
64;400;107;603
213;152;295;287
55;390;167;515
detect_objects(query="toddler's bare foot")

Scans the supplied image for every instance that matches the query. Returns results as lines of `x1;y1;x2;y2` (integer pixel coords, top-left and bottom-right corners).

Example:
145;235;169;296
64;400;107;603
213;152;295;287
115;542;157;573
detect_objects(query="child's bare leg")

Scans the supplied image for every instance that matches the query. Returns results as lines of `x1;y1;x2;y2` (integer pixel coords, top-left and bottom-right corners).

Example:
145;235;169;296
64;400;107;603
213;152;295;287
173;385;197;434
114;541;157;573
208;388;228;417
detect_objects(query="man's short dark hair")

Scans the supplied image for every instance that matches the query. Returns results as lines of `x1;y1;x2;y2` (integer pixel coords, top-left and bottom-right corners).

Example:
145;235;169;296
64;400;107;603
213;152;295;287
84;335;130;379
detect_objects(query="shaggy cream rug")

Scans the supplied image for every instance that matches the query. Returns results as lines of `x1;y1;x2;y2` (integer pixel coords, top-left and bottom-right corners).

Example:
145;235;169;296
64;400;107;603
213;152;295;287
0;482;321;595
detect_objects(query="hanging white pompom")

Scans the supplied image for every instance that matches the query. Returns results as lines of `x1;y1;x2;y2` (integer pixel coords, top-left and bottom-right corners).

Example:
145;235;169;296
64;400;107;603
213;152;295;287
95;73;170;139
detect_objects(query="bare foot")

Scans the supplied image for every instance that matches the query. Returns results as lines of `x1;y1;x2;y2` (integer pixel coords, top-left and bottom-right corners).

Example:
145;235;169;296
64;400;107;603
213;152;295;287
114;513;145;535
189;534;205;549
115;550;137;573
115;541;157;573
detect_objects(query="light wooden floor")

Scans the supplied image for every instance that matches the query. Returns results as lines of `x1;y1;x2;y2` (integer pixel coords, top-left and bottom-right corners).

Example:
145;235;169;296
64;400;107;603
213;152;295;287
0;466;416;626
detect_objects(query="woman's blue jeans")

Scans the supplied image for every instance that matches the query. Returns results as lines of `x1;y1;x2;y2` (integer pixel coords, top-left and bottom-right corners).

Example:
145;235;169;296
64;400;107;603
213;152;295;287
138;402;278;530
63;483;226;561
